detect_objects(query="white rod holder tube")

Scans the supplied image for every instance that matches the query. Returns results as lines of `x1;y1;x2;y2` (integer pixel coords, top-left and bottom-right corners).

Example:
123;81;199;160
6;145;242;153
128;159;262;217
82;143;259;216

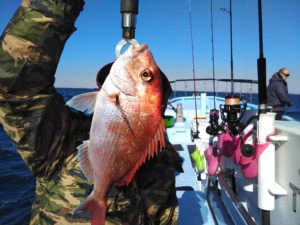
257;112;276;210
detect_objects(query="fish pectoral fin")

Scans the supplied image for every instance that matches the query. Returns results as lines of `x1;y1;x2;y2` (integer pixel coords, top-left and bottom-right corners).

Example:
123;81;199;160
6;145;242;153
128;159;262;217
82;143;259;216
116;118;166;186
77;140;94;182
66;91;98;115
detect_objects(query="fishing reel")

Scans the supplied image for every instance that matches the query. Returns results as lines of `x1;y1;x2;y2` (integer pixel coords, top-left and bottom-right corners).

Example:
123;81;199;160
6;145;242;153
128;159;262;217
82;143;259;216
206;109;223;136
220;95;255;157
220;95;246;137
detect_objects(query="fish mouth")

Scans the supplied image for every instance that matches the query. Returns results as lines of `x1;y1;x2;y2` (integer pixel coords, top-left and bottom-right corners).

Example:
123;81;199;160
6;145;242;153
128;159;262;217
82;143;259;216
109;44;150;97
132;44;148;57
135;44;148;52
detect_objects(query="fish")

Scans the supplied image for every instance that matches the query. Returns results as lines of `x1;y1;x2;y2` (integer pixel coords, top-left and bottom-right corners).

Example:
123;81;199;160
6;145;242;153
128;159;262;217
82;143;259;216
66;44;166;225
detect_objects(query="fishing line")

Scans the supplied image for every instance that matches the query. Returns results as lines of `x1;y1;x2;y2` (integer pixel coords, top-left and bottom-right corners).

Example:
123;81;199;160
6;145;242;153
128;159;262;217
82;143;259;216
188;0;199;138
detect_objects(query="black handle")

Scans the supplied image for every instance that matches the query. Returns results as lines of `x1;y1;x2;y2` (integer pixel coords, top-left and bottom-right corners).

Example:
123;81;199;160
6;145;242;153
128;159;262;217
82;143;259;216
120;0;139;39
121;0;139;13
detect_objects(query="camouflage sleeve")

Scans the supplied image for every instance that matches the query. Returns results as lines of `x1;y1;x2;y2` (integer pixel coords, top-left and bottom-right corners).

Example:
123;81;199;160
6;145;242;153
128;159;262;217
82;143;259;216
106;142;182;225
0;1;181;225
0;0;87;178
0;1;95;224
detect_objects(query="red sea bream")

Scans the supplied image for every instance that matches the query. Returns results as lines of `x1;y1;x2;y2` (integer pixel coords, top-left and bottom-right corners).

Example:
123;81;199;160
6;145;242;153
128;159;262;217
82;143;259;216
67;44;166;225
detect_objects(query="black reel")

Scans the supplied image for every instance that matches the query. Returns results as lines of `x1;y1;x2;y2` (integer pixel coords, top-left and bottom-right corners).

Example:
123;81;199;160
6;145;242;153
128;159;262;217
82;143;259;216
241;144;255;157
220;95;255;157
206;95;256;157
220;95;246;137
206;109;222;136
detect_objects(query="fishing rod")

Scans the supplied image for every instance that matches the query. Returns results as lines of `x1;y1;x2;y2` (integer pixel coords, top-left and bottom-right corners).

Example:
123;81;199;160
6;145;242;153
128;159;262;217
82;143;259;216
229;0;234;94
206;0;221;135
188;0;199;139
210;0;216;109
257;0;267;115
120;0;138;40
116;0;139;57
219;1;249;143
221;0;234;94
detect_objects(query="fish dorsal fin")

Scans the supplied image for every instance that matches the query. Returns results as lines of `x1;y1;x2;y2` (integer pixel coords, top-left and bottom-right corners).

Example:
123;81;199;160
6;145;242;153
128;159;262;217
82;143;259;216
77;140;94;182
116;118;166;186
66;91;98;115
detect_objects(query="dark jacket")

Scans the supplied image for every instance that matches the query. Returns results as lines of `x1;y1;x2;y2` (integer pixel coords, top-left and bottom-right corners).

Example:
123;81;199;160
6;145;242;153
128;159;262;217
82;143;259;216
267;73;292;112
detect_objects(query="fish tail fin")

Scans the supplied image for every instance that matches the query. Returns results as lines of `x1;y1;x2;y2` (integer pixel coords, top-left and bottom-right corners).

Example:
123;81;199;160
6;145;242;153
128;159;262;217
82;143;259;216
73;194;107;225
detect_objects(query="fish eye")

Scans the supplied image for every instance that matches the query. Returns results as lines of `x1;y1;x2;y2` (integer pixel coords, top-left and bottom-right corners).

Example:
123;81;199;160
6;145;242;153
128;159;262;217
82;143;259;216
140;69;153;82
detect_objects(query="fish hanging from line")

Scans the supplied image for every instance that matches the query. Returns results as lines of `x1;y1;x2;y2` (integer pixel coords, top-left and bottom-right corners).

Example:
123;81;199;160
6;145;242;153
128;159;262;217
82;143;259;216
66;44;166;225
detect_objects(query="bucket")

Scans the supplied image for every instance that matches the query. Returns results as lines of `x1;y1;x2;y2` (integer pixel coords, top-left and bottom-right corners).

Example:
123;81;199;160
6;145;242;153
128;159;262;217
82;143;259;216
164;115;174;128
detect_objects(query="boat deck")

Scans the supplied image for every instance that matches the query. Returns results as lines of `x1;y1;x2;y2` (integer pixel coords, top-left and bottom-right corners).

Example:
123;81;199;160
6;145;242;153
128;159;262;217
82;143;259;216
174;142;236;225
174;142;214;225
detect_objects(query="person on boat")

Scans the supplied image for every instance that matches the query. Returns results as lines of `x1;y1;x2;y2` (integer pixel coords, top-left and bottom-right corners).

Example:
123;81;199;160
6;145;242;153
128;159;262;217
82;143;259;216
0;0;182;224
267;67;293;120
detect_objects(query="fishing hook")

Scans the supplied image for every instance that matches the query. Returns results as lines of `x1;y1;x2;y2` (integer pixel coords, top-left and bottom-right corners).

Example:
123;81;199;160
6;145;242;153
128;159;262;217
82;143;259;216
115;38;140;58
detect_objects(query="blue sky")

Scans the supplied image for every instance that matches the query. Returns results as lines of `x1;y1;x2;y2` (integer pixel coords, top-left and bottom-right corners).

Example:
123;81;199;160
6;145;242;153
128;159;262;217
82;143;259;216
1;0;300;93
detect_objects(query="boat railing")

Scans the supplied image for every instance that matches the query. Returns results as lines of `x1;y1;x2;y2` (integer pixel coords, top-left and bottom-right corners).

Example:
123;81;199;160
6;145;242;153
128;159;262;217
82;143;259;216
169;78;258;105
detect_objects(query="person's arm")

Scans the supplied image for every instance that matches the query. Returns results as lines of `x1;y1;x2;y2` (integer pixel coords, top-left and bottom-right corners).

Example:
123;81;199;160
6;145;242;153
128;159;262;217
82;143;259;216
0;0;88;178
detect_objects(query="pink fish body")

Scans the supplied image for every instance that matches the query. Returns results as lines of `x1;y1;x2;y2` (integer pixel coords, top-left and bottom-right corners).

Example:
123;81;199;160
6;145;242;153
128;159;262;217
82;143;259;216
67;44;166;225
